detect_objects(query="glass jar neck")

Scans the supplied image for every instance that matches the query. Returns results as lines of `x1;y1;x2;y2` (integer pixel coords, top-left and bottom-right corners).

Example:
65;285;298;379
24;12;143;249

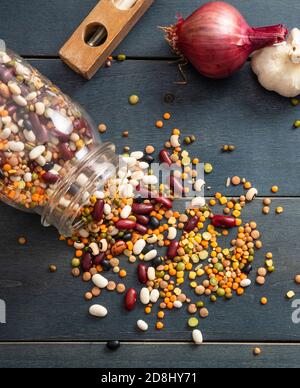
41;142;118;236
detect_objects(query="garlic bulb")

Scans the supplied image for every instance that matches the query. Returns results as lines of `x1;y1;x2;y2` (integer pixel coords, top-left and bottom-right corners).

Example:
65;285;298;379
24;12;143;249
252;28;300;97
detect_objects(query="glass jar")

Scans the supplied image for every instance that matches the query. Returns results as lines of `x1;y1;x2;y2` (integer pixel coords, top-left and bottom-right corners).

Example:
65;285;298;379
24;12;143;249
0;41;118;236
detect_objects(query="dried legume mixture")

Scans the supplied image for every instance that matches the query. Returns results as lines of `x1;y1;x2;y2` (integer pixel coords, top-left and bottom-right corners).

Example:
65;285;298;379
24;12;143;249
55;113;281;344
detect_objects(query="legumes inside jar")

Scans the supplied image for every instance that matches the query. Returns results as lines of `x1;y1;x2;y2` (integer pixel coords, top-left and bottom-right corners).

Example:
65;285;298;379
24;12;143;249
0;47;99;215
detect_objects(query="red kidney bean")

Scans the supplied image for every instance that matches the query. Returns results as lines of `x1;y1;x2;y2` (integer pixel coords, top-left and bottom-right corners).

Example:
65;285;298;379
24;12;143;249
92;199;104;222
138;264;148;284
134;223;148;235
116;219;137;230
136;215;150;225
211;215;236;228
93;252;106;265
156;196;173;209
42;171;60;184
125;288;137;311
0;66;14;83
169;176;184;195
81;252;93;272
6;104;17;116
132;203;154;215
167;241;179;259
59;143;74;161
29;112;49;144
52;128;70;143
159;149;172;166
184;216;199;232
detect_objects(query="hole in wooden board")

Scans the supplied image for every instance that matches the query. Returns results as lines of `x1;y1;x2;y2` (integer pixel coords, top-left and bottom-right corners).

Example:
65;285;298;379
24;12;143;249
85;23;108;47
112;0;138;11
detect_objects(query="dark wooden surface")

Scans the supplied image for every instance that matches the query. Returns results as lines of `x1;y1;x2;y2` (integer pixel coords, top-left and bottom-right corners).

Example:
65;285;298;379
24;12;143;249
0;0;300;368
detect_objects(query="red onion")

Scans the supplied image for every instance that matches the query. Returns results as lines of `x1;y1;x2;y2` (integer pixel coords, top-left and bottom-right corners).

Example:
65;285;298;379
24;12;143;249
164;1;288;79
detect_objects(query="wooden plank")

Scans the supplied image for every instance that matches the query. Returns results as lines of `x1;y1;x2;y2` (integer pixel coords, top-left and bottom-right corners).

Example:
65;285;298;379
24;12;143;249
26;58;300;197
0;342;299;368
2;0;300;57
0;198;299;341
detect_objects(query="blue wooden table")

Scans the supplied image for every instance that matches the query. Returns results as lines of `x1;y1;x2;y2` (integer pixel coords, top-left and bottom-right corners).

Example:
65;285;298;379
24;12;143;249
0;0;300;368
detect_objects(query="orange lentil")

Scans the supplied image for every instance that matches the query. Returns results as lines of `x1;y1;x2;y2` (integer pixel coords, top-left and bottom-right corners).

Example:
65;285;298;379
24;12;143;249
119;269;127;278
163;113;171;120
145;306;152;314
3;164;12;172
156;322;164;330
261;297;268;305
156;120;164;128
237;288;244;296
75;250;83;257
157;311;165;319
167;302;173;310
0;110;8;117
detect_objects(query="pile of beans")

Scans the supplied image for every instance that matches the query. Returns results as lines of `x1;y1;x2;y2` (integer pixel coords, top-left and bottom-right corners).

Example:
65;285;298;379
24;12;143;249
60;114;275;344
0;49;94;210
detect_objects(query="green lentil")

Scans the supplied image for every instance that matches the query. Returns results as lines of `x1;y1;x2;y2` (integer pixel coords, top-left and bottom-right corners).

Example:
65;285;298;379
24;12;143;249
291;98;299;106
177;262;185;271
216;288;226;297
196;301;204;308
72;258;81;267
188;317;199;328
117;54;126;61
204;163;213;174
210;295;217;303
294;120;300;128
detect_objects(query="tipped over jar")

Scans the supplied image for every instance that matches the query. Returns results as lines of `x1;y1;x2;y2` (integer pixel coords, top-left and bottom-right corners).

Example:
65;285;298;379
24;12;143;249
0;43;118;236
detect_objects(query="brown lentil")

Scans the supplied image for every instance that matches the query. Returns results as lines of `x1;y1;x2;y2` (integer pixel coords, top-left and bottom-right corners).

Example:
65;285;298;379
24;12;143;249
72;268;81;277
18;236;27;245
256;276;266;285
98;123;107;133
199;308;209;318
85;292;93;301
187;304;197;314
91;287;101;297
49;265;57;273
295;275;300;284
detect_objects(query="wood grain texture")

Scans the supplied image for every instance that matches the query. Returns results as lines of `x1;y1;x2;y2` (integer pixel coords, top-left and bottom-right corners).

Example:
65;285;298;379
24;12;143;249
0;343;299;368
0;198;299;341
1;0;300;58
28;59;300;197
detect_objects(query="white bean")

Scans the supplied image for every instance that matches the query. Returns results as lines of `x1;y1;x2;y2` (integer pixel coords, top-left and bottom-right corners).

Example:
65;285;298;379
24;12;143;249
26;92;37;101
99;239;108;252
36;155;46;166
167;227;177;240
121;205;132;219
147;235;158;244
191;196;206;208
240;279;251;288
131;170;144;180
79;228;89;238
8;141;24;152
144;249;158;261
29;145;45;160
192;329;203;345
35;102;45;116
89;304;108;318
246;188;258;201
139;162;149;170
137;320;149;332
173;301;183;309
89;242;100;256
92;274;108;289
194;179;206;192
133;239;146;255
150;289;160;303
103;204;111;215
74;241;85;250
170;134;180;147
0;127;11;140
23;172;32;183
8;82;21;96
147;267;156;281
130;151;144;160
23;129;36;142
143;175;158;185
12;94;27;107
140;288;150;305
